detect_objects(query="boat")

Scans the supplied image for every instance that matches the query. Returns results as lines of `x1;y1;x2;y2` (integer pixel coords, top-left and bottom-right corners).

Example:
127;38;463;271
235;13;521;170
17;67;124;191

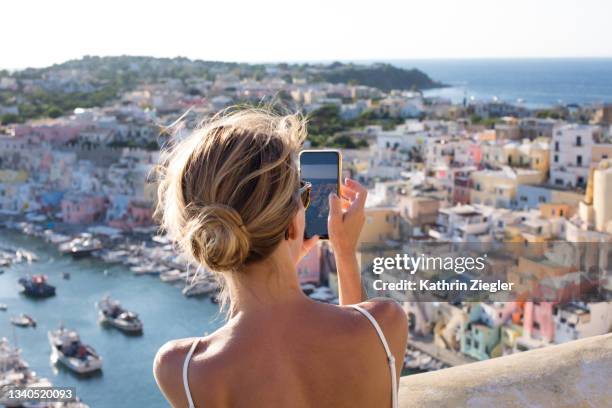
97;296;143;334
43;229;72;245
48;325;102;374
18;275;56;298
0;303;7;311
130;263;164;276
62;272;71;280
58;234;102;258
160;269;185;283
182;279;218;297
15;249;39;263
308;286;336;303
10;314;37;328
0;337;53;407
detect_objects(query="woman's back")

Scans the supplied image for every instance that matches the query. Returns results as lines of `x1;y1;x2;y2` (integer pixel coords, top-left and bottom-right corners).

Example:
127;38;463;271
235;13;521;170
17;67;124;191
152;109;408;407
155;299;407;408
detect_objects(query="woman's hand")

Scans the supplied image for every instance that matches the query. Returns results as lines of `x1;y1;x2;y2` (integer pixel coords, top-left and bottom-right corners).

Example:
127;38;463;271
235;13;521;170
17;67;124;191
328;178;367;258
328;178;367;304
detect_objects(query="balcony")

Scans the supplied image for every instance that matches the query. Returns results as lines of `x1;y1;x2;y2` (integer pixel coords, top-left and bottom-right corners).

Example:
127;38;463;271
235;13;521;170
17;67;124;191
398;333;611;407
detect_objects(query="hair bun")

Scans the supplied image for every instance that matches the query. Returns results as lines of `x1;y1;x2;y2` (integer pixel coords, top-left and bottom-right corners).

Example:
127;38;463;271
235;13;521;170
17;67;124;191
188;204;251;271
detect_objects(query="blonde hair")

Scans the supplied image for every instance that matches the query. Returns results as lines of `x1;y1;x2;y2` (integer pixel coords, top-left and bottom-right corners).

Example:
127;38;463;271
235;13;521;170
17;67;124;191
155;107;306;311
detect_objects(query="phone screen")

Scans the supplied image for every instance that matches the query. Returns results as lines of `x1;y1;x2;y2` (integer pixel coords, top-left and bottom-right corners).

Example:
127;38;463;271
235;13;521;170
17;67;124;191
299;150;340;239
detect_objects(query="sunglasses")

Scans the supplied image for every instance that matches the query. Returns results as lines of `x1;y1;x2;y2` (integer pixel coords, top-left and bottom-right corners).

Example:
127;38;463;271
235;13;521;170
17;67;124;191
298;180;312;210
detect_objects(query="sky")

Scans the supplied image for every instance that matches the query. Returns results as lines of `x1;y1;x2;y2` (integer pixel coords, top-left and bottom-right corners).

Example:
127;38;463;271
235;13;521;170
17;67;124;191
2;0;611;69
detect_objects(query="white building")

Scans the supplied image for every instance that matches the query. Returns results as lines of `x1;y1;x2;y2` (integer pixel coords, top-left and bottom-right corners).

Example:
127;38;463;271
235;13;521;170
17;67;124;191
550;124;602;189
554;301;612;343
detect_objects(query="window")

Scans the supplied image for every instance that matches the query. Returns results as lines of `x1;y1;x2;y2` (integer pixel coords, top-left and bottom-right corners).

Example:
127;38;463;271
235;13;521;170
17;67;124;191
578;176;585;186
554;155;559;163
560;209;564;216
576;136;582;146
576;155;582;166
474;340;480;349
533;321;540;330
555;141;559;152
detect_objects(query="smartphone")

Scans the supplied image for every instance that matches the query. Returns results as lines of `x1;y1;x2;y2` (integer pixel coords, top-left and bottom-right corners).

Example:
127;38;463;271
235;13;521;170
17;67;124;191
299;150;341;239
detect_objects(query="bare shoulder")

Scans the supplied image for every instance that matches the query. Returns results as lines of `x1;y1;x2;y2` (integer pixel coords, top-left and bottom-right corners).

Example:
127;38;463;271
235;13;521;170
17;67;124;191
153;338;197;407
351;298;408;352
359;298;408;329
153;336;226;407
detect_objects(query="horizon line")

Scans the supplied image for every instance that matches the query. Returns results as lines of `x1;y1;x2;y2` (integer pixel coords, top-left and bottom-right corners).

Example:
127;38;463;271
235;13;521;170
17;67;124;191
4;54;612;72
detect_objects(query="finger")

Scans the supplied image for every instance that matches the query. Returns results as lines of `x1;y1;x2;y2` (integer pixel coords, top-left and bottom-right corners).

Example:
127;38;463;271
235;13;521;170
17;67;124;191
341;186;357;201
329;193;342;218
350;188;367;212
345;178;366;194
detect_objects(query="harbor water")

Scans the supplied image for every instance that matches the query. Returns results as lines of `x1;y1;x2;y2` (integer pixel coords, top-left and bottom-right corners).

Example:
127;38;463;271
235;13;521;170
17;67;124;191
0;229;223;407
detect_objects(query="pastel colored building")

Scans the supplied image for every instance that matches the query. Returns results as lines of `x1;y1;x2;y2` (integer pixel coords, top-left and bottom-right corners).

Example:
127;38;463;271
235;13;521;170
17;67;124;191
522;301;556;344
460;320;501;360
550;124;604;189
553;300;612;343
60;195;107;224
358;207;401;248
471;168;545;208
515;184;583;211
296;244;321;284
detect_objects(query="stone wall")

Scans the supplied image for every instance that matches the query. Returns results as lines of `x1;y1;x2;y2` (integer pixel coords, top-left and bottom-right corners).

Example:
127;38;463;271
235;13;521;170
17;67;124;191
398;333;612;408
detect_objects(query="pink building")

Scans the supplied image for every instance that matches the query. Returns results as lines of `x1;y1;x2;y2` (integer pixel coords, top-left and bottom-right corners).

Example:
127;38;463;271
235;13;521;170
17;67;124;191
297;244;321;284
522;301;556;343
60;195;107;224
108;199;154;231
13;123;83;145
468;144;482;166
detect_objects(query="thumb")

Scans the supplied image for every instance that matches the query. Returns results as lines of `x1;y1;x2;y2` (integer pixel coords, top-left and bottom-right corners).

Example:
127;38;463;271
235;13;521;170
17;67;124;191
328;193;342;218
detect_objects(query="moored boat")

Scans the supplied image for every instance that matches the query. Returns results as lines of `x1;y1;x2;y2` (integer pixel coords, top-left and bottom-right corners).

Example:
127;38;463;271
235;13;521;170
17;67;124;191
182;279;218;297
18;275;56;298
97;296;143;334
58;234;102;258
48;325;102;374
10;313;37;328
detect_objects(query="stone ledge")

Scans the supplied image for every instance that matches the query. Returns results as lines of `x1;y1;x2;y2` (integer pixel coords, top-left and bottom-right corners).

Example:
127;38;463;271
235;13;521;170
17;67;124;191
398;333;612;408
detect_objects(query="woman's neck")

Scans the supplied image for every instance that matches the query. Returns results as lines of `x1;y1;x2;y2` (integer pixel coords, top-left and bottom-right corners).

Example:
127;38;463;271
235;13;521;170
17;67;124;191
228;243;309;317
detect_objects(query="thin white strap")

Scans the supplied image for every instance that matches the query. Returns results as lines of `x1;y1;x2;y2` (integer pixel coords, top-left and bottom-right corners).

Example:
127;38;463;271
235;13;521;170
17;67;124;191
351;305;398;408
182;339;199;408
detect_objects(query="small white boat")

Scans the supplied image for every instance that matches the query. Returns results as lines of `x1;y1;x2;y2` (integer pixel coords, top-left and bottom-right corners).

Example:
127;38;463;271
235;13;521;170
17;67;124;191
182;280;218;297
308;286;336;303
10;314;36;328
130;263;165;276
48;326;102;374
160;269;185;283
58;234;102;258
97;296;143;334
0;303;7;311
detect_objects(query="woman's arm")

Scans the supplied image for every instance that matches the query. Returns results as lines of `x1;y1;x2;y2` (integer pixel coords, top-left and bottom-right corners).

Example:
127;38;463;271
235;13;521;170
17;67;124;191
328;178;367;305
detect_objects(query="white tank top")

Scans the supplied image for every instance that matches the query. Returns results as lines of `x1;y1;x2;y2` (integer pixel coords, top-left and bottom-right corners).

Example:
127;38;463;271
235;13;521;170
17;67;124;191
182;304;398;408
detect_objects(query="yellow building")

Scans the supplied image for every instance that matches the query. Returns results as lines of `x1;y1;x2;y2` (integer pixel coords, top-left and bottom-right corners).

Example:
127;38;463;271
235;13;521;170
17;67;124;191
358;207;401;248
0;170;28;184
471;168;544;208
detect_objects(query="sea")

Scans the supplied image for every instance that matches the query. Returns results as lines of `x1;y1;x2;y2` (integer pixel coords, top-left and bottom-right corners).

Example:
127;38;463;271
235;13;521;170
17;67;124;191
0;230;224;408
386;58;612;108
